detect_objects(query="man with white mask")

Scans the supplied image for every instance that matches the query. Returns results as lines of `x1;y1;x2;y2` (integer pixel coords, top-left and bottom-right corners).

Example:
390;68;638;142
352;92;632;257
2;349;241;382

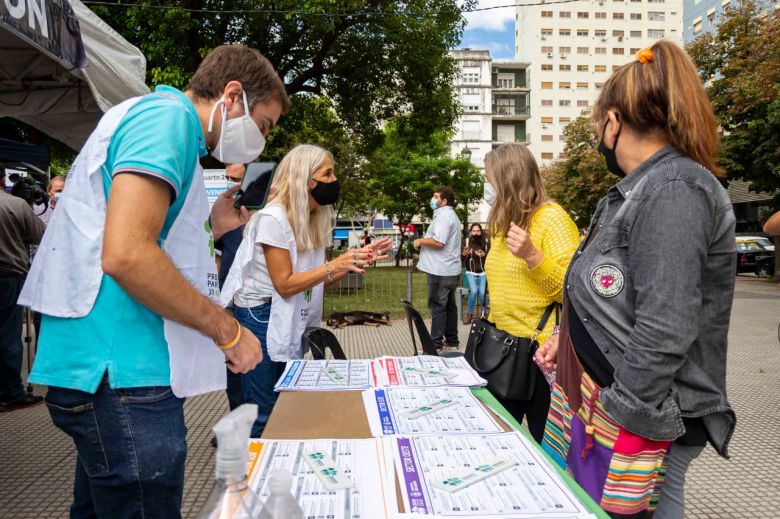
18;45;289;517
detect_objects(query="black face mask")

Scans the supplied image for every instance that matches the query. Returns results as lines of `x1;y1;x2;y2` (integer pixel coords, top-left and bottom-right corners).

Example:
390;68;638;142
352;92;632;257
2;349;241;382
311;179;341;206
598;117;626;178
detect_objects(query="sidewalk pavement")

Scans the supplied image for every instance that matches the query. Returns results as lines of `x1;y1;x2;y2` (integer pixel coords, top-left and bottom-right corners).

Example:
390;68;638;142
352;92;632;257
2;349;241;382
1;276;778;517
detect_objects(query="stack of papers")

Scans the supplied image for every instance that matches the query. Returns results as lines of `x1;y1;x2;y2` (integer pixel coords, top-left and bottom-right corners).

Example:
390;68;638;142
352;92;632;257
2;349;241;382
274;359;377;391
363;387;506;437
384;432;597;518
375;355;487;388
247;438;390;519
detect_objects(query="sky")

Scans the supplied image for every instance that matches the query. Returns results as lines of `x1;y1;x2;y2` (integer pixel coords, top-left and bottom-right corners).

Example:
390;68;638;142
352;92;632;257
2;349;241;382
461;0;516;60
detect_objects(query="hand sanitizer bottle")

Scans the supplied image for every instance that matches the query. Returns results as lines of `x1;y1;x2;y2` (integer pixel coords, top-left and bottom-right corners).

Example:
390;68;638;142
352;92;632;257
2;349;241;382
197;404;266;518
259;469;304;519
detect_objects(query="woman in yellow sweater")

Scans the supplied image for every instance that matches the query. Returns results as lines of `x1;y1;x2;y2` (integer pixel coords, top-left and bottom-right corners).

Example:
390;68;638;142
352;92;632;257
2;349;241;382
484;143;580;442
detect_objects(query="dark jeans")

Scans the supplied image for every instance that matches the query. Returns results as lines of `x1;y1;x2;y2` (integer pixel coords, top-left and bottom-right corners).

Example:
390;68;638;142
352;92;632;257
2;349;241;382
226;369;244;411
45;377;187;519
232;303;284;438
426;273;460;347
489;365;552;444
0;275;26;404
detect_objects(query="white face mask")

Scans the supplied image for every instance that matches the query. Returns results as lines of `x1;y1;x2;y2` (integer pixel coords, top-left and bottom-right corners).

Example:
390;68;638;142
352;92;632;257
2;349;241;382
53;192;61;201
484;182;497;206
207;90;266;164
225;180;241;190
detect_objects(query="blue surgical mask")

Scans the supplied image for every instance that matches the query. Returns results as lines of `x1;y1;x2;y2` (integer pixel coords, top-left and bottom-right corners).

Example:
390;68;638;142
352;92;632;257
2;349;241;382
430;198;438;210
226;180;241;190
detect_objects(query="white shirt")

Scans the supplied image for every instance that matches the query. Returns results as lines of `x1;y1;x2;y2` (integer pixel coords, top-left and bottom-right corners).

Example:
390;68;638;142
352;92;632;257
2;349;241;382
232;213;287;308
417;205;462;277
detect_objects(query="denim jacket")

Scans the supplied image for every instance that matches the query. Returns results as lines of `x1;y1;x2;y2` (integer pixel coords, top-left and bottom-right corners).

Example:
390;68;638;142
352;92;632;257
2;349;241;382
566;146;736;457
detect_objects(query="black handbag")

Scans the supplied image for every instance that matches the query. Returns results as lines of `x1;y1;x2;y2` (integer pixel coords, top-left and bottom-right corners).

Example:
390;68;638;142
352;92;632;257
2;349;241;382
465;303;559;400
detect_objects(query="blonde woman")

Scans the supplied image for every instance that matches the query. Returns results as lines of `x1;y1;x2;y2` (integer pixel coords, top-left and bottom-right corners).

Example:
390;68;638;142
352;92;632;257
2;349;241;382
484;143;580;443
221;144;391;436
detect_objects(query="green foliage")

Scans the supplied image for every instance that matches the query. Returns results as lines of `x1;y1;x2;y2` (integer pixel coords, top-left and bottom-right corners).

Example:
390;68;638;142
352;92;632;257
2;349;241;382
541;114;614;228
687;1;780;206
88;0;473;153
367;117;484;240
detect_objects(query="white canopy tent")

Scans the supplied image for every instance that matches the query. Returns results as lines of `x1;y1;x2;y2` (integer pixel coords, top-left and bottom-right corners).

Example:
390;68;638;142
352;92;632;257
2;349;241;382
0;0;149;150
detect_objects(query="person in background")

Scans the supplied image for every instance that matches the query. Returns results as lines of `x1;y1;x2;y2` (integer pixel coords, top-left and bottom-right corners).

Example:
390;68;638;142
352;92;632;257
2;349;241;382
0;165;45;412
414;187;463;351
483;143;580;443
20;45;282;517
360;229;372;247
37;175;65;225
536;42;736;518
220;144;391;437
462;223;489;324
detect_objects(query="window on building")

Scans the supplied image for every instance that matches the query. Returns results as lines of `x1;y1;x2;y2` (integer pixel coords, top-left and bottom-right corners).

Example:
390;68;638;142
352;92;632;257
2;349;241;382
613;47;625;55
630;13;642;20
630;0;642;2
577;29;589;37
496;125;515;142
630;47;641;54
577;12;589;18
595;65;607;72
542;10;553;17
542;135;553;141
595;47;607;54
560;82;572;89
577;99;589;107
559;11;572;18
541;99;553;106
559;152;569;159
541;64;553;71
613;30;625;37
577;64;589;71
648;29;665;38
647;0;664;3
595;12;607;19
595;82;604;89
542;152;554;160
559;99;571;106
464;105;480;112
541;28;553;37
496;73;514;88
541;116;554;123
595;29;607;37
722;0;731;8
577;46;589;54
560;116;571;123
559;64;572;71
542;46;553;54
462;71;480;84
630;30;642;37
541;81;553;89
707;8;716;22
613;12;625;19
577;82;588;89
560;46;571;54
559;29;571;36
648;11;665;21
693;19;702;34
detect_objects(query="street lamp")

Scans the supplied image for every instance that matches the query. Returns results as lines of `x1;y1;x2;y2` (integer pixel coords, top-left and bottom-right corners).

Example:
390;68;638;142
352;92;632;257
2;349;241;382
461;147;472;161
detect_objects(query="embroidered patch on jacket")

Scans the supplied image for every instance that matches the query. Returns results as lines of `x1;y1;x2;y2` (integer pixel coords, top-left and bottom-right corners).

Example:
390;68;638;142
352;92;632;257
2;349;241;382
590;265;624;298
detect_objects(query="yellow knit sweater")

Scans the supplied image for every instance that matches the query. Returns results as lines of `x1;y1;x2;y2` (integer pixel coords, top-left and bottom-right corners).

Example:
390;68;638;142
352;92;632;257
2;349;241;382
486;202;580;342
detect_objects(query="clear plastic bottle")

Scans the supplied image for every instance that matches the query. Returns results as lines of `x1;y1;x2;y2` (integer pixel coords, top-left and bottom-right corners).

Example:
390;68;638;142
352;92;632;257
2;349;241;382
197;404;267;519
258;470;304;519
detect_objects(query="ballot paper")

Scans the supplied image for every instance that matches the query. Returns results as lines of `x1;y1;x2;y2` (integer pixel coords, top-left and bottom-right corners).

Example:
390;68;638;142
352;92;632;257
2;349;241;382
246;438;389;519
363;387;505;437
384;432;597;518
376;355;487;388
274;359;378;391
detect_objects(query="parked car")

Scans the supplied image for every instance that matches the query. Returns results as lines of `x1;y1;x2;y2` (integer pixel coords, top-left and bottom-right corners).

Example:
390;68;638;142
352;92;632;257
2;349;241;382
736;238;772;274
738;235;775;252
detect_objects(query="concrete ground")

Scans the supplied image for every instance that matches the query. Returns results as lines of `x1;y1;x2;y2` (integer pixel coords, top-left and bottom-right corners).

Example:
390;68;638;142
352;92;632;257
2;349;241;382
1;275;778;518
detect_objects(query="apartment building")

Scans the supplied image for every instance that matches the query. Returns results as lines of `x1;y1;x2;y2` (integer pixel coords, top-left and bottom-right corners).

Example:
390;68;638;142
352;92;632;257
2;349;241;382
683;0;733;40
449;49;531;222
515;0;683;165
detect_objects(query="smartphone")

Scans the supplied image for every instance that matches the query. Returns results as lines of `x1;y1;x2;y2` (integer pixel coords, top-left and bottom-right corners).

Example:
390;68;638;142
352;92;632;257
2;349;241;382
234;162;276;210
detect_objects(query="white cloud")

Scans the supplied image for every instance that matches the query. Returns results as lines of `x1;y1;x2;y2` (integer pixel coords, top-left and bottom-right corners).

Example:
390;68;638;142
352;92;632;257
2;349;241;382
464;0;515;32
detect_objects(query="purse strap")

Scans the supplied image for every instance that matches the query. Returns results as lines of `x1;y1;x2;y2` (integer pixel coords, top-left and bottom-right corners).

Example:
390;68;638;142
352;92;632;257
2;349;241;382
531;302;560;344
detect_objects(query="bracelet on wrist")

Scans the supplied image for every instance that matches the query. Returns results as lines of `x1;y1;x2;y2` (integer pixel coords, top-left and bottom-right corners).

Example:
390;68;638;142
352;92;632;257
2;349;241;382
216;318;241;350
324;261;333;282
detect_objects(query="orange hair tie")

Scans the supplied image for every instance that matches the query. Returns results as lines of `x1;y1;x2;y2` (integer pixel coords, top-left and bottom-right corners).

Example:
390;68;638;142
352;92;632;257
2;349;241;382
637;48;654;64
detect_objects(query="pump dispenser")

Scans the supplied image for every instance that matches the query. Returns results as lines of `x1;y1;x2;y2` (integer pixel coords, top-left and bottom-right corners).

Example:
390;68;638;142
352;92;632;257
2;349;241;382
259;469;303;519
196;404;266;519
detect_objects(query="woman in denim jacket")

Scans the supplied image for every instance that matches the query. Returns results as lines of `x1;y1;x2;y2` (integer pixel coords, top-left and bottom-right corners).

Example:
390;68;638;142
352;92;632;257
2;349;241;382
535;41;736;519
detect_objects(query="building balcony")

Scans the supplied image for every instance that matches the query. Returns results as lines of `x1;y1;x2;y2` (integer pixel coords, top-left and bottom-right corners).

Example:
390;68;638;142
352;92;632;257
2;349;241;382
492;105;530;119
493;133;530;146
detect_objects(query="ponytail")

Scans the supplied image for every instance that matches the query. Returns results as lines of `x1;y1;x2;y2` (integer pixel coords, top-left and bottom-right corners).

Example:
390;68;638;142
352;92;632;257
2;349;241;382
593;40;723;177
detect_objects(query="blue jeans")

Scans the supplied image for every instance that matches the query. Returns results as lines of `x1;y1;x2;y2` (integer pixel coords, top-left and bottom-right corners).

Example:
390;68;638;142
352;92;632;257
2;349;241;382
232;303;283;438
45;377;187;518
0;275;26;404
465;272;487;316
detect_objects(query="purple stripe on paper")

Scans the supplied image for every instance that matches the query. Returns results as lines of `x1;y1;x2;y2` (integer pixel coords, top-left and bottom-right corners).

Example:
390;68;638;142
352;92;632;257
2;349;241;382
396;437;430;514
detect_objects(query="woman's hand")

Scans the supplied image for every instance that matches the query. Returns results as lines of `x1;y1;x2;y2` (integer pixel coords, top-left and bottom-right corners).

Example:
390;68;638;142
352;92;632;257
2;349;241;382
507;222;543;268
462;246;472;256
534;334;559;370
331;238;392;274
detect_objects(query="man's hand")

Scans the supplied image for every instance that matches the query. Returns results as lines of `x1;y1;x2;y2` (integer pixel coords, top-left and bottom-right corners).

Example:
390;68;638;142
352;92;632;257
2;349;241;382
223;326;263;374
413;239;421;250
211;184;251;241
507;222;543;268
534;334;559;370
